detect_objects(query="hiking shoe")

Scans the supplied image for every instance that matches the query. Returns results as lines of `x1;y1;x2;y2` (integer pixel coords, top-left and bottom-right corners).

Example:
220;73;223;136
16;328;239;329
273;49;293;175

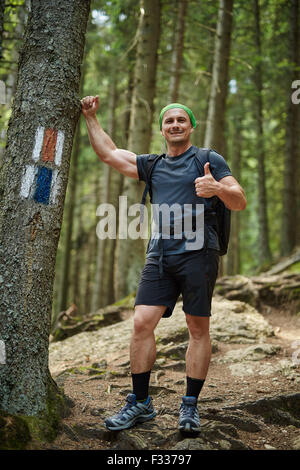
178;396;201;433
104;393;156;431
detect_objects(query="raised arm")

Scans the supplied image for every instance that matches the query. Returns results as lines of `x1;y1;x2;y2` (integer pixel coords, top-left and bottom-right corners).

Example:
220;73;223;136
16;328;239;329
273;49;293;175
81;95;139;179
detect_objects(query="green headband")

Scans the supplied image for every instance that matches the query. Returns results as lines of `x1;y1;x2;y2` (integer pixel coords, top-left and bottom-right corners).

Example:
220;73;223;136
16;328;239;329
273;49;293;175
159;103;197;130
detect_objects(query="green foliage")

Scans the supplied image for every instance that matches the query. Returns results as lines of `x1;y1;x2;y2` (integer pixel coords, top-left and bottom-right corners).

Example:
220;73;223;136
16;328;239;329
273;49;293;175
1;0;298;315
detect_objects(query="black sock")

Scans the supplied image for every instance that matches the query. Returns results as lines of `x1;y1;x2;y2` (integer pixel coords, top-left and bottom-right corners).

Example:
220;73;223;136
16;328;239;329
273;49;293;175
186;376;205;400
131;370;151;401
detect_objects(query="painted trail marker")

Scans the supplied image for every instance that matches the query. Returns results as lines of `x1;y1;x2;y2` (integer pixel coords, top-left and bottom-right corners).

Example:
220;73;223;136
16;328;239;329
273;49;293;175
20;126;64;205
0;340;6;365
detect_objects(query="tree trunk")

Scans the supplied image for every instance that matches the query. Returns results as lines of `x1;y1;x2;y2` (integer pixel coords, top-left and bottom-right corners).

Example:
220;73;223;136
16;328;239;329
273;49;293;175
0;3;27;162
168;0;188;103
57;118;81;314
226;109;242;275
57;62;87;315
115;0;161;299
71;202;86;314
253;0;271;266
83;230;96;314
0;0;90;444
281;0;299;256
204;0;233;155
0;0;5;59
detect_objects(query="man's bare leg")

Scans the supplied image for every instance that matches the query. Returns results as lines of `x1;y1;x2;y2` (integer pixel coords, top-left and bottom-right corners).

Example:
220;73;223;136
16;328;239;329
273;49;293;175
104;305;166;430
178;315;211;432
185;314;211;380
130;304;166;374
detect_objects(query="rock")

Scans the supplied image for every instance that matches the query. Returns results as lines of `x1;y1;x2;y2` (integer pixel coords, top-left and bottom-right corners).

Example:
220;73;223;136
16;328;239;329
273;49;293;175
90;407;106;416
228;363;255;377
215;275;259;307
215;271;300;313
264;444;277;450
161;360;186;372
226;393;300;427
154;370;165;383
60;424;80;442
200;410;262;432
91;360;107;369
174;438;214;451
73;424;112;441
157;339;218;360
49;297;274;376
292;435;300;450
157;341;188;360
173;421;250;450
174;379;185;385
220;343;281;363
210;299;274;344
112;430;148;450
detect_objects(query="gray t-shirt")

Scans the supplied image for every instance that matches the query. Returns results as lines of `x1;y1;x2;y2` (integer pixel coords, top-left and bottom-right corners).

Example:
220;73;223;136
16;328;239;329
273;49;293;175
136;145;232;257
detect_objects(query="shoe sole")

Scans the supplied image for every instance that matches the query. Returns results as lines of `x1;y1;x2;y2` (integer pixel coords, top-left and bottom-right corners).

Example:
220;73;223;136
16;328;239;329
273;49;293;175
105;411;157;431
179;422;200;433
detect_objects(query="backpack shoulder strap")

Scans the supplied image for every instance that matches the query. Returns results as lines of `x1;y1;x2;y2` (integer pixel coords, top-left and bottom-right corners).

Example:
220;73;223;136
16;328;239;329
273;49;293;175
140;154;163;222
194;147;211;175
141;153;163;206
145;153;163;181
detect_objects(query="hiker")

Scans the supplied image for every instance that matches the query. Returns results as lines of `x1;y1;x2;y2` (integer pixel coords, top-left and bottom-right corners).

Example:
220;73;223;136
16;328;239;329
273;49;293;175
81;96;247;433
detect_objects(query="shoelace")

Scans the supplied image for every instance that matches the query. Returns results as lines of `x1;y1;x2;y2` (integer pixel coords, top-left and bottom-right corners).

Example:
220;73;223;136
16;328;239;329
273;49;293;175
119;398;147;416
120;400;135;414
180;403;197;418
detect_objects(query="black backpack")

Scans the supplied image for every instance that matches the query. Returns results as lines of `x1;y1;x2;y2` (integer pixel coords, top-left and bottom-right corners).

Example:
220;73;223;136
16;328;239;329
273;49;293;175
140;148;231;256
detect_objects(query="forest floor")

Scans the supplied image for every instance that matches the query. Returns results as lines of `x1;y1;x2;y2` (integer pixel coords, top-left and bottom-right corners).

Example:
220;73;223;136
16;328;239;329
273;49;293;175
45;295;300;453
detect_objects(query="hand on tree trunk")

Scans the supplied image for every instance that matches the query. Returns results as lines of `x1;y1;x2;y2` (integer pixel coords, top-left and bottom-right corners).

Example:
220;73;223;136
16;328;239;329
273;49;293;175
81;95;99;118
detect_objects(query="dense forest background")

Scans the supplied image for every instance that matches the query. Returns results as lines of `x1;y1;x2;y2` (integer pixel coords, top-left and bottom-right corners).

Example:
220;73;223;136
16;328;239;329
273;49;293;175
1;0;299;327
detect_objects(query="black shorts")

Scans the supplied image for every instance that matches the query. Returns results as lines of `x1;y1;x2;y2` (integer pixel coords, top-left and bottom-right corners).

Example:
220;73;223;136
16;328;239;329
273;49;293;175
134;249;219;318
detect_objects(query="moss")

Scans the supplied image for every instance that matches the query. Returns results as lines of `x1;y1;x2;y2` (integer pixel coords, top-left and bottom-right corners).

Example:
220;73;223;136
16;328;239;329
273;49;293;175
0;377;73;449
91;314;105;321
112;292;136;308
87;368;106;376
0;412;31;450
286;261;300;273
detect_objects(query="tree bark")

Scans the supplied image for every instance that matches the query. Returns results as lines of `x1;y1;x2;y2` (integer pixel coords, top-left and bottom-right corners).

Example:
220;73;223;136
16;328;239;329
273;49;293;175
115;0;161;299
253;0;271;266
281;0;299;256
57;61;87;315
0;0;90;440
204;0;233;155
226;97;242;275
0;3;27;162
57;116;81;314
0;0;5;59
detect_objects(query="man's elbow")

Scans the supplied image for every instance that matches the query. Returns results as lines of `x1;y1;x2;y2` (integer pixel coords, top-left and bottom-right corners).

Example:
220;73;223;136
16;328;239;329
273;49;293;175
239;198;247;211
233;194;247;211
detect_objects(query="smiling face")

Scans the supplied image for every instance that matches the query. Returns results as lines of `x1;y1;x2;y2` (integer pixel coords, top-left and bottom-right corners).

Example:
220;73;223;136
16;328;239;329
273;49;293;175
160;108;194;146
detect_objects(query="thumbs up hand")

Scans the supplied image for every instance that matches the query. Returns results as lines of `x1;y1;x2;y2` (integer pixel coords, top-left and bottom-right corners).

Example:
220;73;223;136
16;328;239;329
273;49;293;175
194;162;220;198
204;162;211;176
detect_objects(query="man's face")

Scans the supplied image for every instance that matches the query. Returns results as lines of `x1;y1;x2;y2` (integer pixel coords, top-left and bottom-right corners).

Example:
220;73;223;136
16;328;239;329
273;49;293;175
160;108;194;144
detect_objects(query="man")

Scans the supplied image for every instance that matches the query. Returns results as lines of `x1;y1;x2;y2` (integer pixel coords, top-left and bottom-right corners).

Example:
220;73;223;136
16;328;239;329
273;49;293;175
81;96;247;433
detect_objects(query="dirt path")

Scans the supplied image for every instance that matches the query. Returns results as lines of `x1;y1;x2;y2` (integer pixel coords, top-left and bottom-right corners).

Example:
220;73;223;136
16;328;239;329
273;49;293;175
46;299;300;451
